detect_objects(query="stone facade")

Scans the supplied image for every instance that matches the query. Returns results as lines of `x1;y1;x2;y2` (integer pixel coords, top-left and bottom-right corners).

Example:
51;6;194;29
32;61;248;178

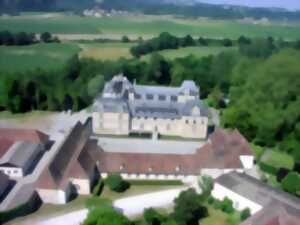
92;75;209;139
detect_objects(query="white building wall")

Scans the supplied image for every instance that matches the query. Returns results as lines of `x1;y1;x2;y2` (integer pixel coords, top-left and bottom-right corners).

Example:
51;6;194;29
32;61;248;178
37;189;68;204
0;167;23;178
240;156;254;169
212;183;263;214
70;178;91;195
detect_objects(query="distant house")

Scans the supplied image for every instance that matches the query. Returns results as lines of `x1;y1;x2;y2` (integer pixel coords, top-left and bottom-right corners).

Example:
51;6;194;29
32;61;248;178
92;74;209;139
36;120;99;204
90;128;254;180
0;141;43;178
212;171;300;224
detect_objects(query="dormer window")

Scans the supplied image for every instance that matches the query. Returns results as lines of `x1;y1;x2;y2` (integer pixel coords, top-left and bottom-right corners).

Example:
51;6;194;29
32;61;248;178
146;94;154;100
158;95;166;101
148;167;153;172
171;95;177;102
175;166;181;172
120;164;125;171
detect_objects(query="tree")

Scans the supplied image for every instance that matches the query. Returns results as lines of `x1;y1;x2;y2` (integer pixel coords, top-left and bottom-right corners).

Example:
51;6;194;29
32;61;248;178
198;176;214;197
122;35;130;43
82;206;131;225
105;173;130;192
198;37;208;46
87;75;105;97
239;38;275;58
222;38;233;47
240;208;251;221
238;35;251;45
281;172;300;195
144;208;165;225
171;188;208;225
180;35;195;47
40;32;52;43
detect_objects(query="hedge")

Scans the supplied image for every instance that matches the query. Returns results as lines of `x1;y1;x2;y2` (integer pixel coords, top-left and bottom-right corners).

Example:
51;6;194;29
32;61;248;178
258;162;278;175
0;193;41;224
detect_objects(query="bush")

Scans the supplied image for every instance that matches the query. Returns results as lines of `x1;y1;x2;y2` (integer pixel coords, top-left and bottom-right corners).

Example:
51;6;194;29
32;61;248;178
221;197;234;214
144;208;165;225
93;179;104;196
105;173;130;193
281;171;300;194
85;197;111;210
258;162;278;175
240;208;251;221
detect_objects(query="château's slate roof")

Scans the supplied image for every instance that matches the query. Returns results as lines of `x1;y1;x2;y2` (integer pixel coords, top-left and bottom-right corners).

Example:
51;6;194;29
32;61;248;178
93;74;208;119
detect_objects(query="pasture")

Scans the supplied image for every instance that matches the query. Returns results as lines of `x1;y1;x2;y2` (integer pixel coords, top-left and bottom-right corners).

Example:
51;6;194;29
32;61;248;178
0;43;80;73
78;42;134;60
142;46;236;61
1;13;300;40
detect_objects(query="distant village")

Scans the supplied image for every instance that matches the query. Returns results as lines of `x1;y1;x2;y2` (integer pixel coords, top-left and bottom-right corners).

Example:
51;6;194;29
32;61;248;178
82;7;133;18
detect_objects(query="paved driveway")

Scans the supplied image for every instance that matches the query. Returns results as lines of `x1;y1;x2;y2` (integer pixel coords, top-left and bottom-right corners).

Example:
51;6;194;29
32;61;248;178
35;187;185;225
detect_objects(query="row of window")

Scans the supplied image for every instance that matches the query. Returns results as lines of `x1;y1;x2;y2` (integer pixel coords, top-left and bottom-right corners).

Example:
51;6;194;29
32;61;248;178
119;165;181;172
0;168;19;174
134;93;178;102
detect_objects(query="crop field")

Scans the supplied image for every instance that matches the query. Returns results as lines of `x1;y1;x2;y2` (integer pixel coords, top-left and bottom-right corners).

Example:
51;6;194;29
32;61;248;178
0;43;80;73
1;13;300;40
142;46;236;61
78;42;134;60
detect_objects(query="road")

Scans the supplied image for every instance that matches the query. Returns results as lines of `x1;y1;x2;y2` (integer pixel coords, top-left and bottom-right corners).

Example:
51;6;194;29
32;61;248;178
36;187;186;225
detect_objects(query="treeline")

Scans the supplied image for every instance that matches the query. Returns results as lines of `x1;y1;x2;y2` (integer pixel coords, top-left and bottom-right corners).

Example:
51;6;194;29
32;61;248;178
100;0;300;21
130;32;234;57
0;31;59;46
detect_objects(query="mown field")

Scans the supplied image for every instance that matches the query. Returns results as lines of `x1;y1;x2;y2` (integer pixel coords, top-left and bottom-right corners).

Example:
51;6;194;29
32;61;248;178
142;46;236;61
0;43;81;73
1;13;300;40
0;41;235;73
78;42;135;60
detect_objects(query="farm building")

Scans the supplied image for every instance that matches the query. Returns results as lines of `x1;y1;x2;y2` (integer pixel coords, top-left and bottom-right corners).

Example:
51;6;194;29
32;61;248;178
0;141;43;178
36;120;99;204
212;171;300;225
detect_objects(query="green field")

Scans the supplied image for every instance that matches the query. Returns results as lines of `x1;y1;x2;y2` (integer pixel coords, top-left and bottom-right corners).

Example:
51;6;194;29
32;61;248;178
1;13;300;40
0;43;80;73
261;149;295;170
78;42;134;60
142;46;236;61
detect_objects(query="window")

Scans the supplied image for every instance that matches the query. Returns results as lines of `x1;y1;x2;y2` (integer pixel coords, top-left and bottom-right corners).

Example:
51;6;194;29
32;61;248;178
134;93;141;99
14;170;18;174
171;95;177;102
146;94;154;100
140;123;144;130
185;120;189;124
158;95;166;101
166;124;170;130
193;120;196;124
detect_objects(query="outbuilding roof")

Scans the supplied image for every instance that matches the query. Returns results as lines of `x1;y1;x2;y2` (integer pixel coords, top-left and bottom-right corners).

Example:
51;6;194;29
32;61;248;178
0;141;41;169
90;128;252;175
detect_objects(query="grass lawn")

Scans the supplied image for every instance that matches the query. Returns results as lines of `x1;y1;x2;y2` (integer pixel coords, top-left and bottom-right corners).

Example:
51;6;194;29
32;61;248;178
261;149;295;170
0;110;54;120
1;13;300;40
77;42;134;60
142;46;237;61
201;206;229;225
0;43;80;73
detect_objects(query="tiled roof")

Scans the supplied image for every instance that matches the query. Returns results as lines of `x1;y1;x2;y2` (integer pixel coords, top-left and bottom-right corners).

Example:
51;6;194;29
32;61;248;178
90;128;252;175
36;119;96;190
241;204;300;225
0;138;14;158
0;128;49;144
